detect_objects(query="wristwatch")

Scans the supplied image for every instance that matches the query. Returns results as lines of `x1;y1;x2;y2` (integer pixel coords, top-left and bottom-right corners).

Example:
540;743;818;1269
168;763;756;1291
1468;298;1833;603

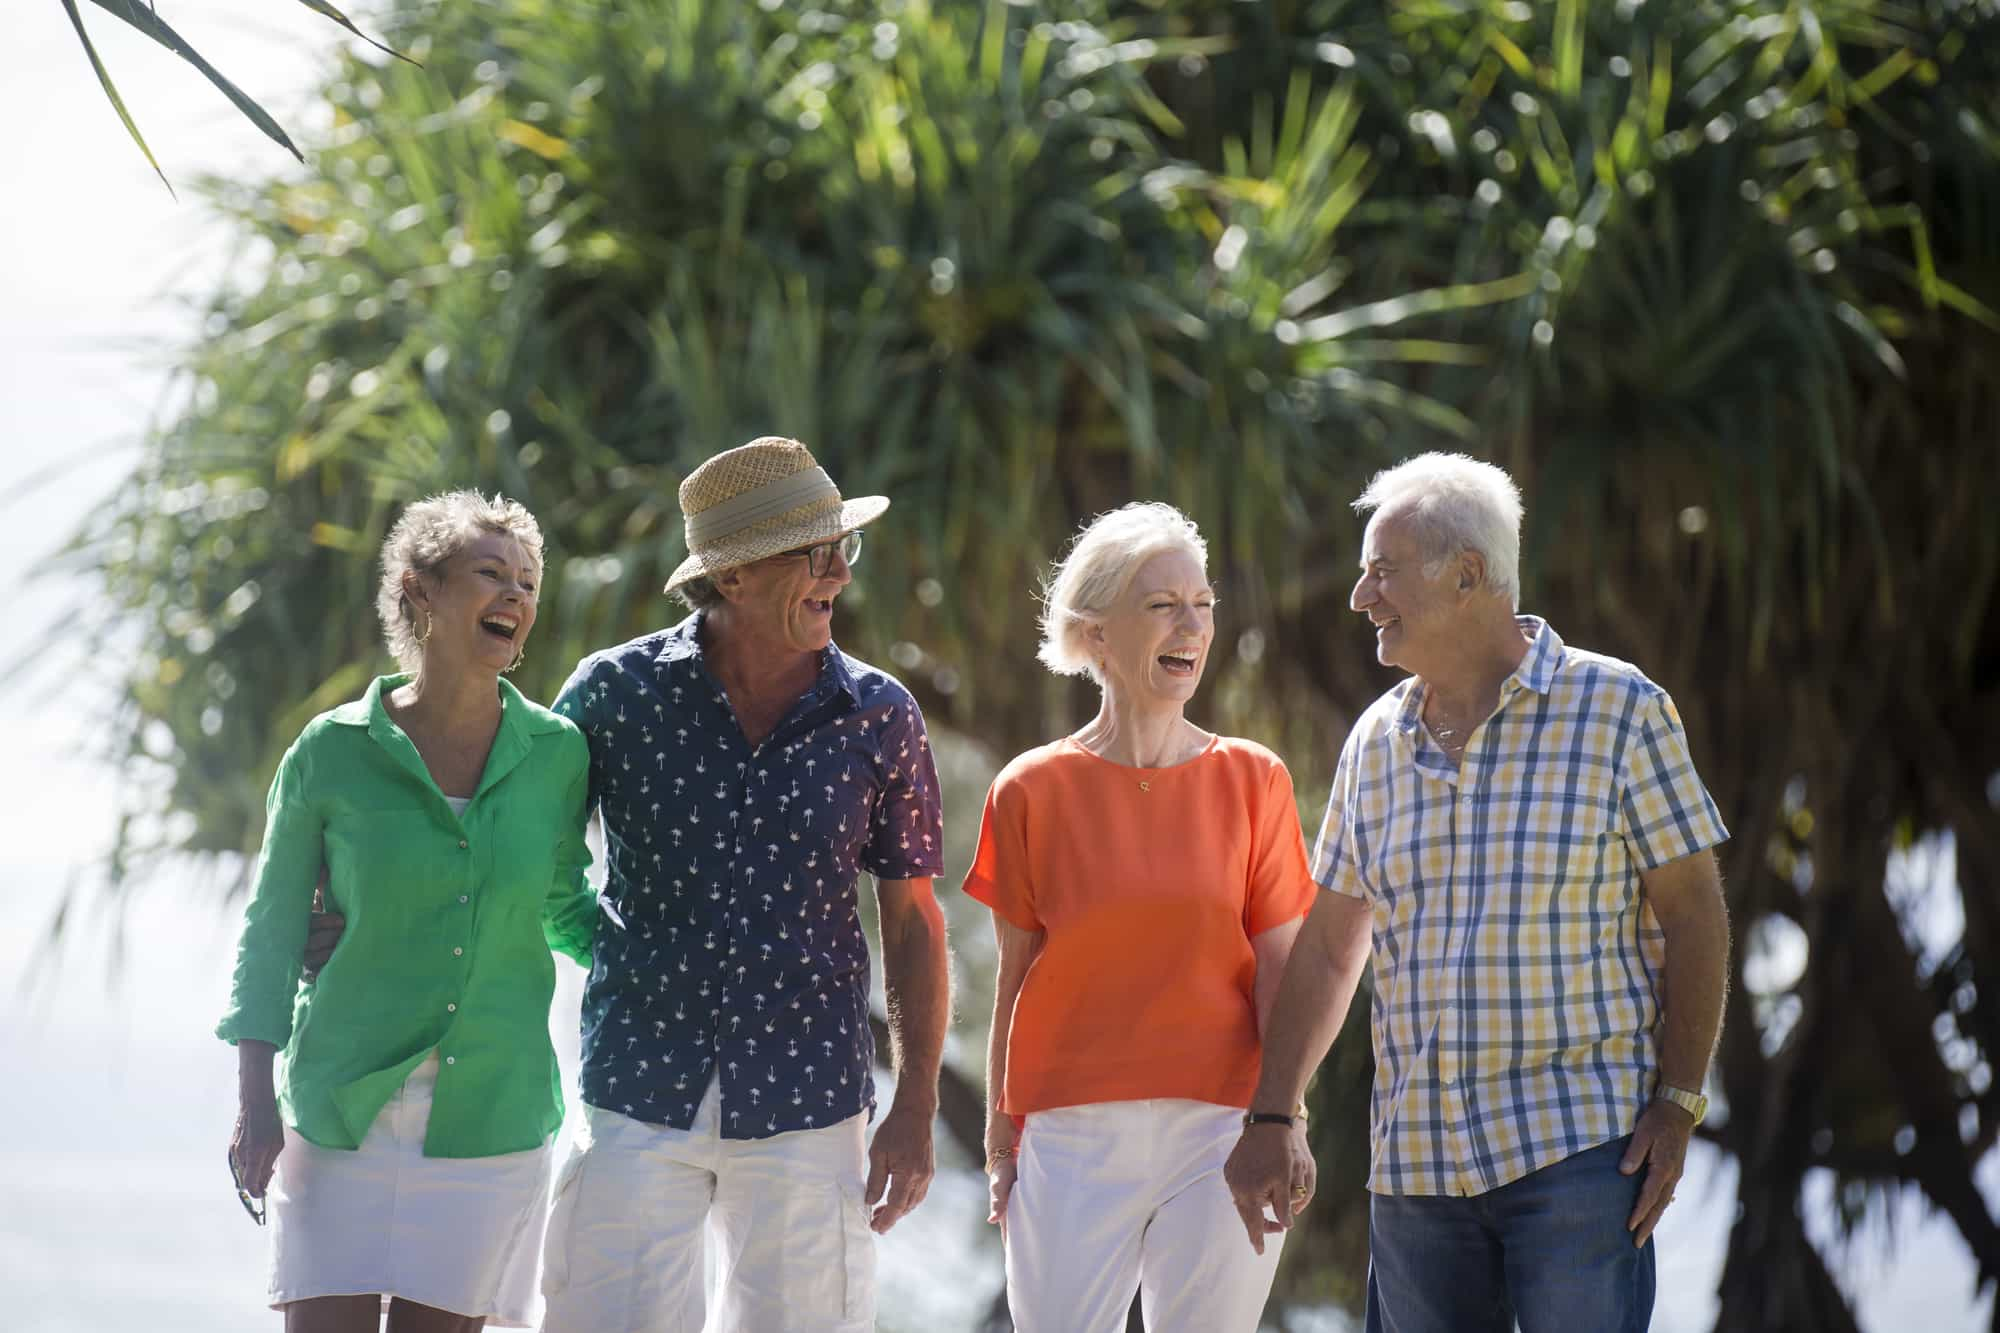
1242;1110;1296;1130
1654;1082;1708;1125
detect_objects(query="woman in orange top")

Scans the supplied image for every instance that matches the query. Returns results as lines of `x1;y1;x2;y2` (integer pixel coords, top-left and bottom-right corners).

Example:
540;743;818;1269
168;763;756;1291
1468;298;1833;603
965;502;1319;1331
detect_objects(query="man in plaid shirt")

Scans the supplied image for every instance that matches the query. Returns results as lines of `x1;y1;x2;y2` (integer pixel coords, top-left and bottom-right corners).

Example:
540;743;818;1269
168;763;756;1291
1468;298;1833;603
1224;453;1731;1333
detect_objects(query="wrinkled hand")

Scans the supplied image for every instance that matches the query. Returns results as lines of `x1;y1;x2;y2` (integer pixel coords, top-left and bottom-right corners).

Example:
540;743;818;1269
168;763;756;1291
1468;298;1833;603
302;873;344;981
986;1153;1018;1231
1222;1123;1314;1254
1619;1100;1694;1246
864;1099;935;1233
231;1094;286;1199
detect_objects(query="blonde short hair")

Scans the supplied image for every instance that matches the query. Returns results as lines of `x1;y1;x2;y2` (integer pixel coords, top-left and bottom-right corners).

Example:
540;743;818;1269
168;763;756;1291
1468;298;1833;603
1037;502;1209;682
1353;452;1523;607
376;490;545;672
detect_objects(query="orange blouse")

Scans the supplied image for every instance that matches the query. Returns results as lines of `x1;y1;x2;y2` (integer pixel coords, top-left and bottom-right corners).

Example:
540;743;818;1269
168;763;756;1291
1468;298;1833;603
963;735;1317;1115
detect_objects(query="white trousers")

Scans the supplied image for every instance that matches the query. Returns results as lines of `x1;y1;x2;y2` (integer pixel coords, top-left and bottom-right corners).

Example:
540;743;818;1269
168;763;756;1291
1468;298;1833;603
540;1076;874;1333
1005;1099;1285;1333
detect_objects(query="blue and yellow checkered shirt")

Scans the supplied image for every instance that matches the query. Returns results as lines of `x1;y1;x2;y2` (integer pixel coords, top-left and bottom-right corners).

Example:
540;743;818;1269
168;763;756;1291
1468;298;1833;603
1313;617;1727;1196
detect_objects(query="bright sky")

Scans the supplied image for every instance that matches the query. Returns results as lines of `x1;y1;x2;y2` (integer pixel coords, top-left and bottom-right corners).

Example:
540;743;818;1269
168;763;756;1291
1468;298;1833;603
1;2;1991;1330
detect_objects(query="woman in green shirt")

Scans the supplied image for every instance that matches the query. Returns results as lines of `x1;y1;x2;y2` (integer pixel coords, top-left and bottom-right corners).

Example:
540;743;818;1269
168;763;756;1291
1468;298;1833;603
219;491;599;1332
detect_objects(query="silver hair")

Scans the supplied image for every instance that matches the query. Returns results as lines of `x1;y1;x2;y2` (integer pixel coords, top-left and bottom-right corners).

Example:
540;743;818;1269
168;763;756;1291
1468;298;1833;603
1037;502;1209;682
1353;452;1522;608
376;490;545;673
672;575;723;612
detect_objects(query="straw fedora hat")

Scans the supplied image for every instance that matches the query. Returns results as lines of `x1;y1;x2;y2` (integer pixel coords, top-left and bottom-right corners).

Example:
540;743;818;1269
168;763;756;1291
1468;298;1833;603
664;437;890;593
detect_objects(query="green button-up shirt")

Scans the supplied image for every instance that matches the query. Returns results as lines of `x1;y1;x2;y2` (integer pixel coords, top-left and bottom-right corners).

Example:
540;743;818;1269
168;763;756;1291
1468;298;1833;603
216;675;598;1158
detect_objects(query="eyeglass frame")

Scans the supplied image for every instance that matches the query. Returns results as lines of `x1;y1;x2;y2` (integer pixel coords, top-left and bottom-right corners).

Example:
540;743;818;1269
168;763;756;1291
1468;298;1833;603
228;1148;268;1226
769;530;862;578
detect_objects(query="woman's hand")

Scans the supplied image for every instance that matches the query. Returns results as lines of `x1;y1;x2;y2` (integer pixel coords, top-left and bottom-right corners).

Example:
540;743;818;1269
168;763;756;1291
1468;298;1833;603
231;1040;285;1198
1290;1120;1317;1213
986;1150;1019;1230
231;1098;286;1197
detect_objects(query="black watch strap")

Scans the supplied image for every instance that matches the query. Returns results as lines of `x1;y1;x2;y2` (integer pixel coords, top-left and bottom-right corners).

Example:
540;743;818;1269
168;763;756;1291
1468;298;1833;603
1243;1111;1296;1129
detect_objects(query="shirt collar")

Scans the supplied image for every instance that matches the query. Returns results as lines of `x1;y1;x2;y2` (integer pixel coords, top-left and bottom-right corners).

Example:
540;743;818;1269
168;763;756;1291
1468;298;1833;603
661;612;862;709
1507;615;1564;696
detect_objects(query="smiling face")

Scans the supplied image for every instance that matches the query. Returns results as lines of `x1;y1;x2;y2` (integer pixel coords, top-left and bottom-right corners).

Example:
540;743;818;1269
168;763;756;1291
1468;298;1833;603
1089;547;1216;708
407;530;540;677
1350;509;1465;675
716;535;855;656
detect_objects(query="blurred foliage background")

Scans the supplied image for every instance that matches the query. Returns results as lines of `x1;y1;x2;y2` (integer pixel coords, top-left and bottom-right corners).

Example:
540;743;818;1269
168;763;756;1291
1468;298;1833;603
37;0;2000;1327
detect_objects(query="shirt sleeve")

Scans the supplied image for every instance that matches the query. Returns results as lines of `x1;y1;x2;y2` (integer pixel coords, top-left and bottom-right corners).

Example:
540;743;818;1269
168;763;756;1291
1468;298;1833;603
1617;687;1729;869
960;770;1040;932
551;658;606;822
1245;757;1318;935
1311;726;1369;900
215;734;324;1047
859;695;945;880
541;726;600;967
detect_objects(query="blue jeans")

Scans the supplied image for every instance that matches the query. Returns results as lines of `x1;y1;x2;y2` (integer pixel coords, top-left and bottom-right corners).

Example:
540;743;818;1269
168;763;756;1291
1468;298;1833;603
1364;1137;1656;1333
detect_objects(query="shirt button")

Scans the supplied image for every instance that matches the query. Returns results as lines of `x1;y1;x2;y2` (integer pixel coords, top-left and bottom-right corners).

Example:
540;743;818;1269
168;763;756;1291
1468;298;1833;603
453;947;464;957
447;1003;457;1013
458;839;469;849
459;895;469;904
445;1056;456;1066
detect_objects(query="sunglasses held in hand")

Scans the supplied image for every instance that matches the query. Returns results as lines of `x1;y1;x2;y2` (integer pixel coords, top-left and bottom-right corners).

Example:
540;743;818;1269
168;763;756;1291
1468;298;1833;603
229;1147;268;1226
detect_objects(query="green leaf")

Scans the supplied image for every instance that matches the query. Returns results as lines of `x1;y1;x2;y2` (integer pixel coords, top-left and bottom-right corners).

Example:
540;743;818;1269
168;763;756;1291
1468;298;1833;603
88;0;304;161
287;0;415;65
59;0;173;195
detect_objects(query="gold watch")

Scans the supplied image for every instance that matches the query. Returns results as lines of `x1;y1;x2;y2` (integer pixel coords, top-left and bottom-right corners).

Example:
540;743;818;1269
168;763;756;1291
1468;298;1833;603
1654;1082;1708;1125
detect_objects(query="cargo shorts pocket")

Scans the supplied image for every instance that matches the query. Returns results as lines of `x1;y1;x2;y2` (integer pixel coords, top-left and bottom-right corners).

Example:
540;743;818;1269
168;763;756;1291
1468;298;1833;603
540;1146;589;1297
836;1179;876;1326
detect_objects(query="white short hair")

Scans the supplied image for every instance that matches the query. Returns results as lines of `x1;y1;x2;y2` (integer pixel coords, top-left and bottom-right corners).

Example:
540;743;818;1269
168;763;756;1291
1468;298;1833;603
1353;452;1522;607
1038;502;1209;681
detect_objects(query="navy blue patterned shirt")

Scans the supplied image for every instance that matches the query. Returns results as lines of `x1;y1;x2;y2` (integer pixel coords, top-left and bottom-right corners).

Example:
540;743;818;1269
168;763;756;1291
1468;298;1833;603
552;615;944;1138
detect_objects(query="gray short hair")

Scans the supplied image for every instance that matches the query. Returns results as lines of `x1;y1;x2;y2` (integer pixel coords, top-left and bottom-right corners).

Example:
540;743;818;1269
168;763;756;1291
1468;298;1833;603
376;490;545;672
1353;453;1522;608
1038;502;1209;682
672;575;724;612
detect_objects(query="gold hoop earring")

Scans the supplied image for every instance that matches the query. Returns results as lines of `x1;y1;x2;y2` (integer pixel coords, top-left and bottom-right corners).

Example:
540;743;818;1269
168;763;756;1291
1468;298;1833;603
504;645;526;674
414;610;434;645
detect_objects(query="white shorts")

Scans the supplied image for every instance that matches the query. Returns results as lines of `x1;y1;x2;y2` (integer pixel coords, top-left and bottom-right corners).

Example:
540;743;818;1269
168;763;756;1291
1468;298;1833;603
541;1076;874;1333
1004;1099;1285;1333
266;1053;554;1326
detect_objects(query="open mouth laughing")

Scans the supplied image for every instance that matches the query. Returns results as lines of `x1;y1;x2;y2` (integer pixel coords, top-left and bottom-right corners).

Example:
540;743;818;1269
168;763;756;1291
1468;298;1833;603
480;612;521;644
1158;648;1200;677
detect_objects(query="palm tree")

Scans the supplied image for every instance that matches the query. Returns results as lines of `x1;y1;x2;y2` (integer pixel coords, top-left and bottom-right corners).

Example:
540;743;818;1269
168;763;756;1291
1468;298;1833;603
43;0;2000;1326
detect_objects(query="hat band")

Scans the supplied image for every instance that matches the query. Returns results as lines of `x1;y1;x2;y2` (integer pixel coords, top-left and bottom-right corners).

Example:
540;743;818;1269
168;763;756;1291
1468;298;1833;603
684;467;839;548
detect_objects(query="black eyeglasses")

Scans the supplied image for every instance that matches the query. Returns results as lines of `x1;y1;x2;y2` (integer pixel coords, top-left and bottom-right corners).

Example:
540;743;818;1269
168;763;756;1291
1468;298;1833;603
228;1148;268;1226
773;530;862;578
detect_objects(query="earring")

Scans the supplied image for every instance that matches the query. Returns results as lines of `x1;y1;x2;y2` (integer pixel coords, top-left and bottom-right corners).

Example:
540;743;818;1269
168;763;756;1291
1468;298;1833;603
415;610;434;645
504;645;526;674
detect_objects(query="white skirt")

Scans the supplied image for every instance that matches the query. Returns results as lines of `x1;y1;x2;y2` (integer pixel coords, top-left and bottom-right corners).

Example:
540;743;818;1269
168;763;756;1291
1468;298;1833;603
267;1052;555;1326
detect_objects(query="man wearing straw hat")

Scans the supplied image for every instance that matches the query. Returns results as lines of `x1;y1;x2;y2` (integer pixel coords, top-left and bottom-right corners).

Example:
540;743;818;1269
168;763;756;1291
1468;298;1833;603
540;437;950;1332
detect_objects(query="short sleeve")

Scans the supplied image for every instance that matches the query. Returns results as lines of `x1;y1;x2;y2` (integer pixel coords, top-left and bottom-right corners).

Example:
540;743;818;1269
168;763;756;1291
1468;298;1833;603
961;772;1040;932
1617;688;1729;869
1245;757;1317;935
216;734;325;1047
860;695;946;880
1311;727;1369;900
552;657;606;820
